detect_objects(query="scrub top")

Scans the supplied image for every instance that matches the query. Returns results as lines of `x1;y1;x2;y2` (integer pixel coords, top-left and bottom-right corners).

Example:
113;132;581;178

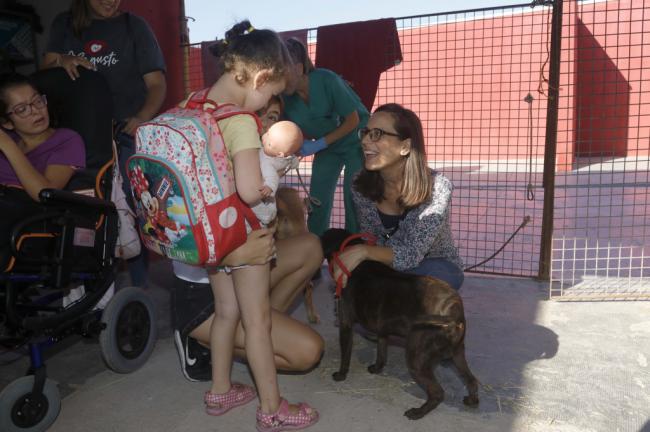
283;68;369;147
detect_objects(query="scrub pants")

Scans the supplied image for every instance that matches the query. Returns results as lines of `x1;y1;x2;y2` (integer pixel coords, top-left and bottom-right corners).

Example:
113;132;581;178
308;140;364;236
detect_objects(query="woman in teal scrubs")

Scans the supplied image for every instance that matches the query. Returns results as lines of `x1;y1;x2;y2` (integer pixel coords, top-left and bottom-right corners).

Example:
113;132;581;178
283;38;369;236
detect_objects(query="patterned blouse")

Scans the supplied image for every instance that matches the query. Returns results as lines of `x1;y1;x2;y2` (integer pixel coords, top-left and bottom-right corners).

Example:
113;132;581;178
352;170;463;270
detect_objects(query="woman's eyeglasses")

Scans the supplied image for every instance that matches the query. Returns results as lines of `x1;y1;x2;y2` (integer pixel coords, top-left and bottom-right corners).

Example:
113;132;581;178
357;127;403;142
6;95;48;119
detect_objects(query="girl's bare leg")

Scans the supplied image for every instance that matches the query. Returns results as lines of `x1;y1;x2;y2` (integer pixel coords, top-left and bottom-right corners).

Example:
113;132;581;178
208;271;239;394
232;264;280;413
190;232;324;371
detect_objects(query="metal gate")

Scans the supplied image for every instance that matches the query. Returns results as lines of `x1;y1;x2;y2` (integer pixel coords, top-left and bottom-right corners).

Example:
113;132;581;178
182;0;650;298
549;0;650;300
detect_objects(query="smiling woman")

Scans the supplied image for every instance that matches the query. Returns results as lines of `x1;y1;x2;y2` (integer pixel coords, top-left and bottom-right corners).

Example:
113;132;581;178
330;103;466;291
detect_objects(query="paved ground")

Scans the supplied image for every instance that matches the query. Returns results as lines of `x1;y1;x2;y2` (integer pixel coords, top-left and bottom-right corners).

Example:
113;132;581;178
2;258;650;432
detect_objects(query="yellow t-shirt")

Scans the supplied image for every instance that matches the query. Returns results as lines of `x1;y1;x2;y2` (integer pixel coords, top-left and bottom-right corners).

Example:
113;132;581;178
217;114;261;157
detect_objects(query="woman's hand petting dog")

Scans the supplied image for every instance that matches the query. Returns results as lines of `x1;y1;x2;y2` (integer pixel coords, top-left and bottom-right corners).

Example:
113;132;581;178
331;244;367;287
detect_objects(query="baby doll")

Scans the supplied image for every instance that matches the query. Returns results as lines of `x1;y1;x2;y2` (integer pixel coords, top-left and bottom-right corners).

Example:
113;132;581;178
253;120;303;225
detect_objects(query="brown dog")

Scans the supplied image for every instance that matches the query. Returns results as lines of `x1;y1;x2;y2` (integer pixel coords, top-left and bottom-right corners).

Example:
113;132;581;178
275;187;319;324
321;228;479;420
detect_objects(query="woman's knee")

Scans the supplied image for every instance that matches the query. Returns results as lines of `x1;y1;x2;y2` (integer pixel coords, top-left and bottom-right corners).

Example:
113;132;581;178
409;258;464;290
302;233;324;268
281;232;323;272
287;331;324;371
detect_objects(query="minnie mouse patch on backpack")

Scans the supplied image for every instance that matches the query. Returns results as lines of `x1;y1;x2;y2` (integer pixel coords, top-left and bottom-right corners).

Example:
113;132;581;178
127;90;261;266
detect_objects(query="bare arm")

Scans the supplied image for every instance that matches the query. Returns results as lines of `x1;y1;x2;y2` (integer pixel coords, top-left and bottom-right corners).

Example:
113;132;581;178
0;133;75;201
331;244;394;286
42;52;95;80
322;110;359;146
122;71;167;135
232;148;264;205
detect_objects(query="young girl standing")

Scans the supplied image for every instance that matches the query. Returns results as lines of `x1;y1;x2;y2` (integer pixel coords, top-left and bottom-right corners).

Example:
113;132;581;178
199;22;318;431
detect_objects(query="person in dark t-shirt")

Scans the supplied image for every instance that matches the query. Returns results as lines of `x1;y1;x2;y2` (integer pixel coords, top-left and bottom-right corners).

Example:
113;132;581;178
42;0;166;287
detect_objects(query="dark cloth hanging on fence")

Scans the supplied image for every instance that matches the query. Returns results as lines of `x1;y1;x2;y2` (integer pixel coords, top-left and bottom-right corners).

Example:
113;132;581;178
200;41;221;87
315;19;402;111
279;29;308;48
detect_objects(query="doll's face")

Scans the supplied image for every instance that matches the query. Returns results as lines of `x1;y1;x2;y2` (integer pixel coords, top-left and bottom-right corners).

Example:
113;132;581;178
261;121;302;157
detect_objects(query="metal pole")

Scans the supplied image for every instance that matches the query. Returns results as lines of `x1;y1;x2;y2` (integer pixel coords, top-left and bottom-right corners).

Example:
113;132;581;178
179;0;191;96
538;0;564;280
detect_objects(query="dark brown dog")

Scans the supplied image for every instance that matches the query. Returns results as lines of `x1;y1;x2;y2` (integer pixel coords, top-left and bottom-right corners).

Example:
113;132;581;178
321;228;479;419
275;187;319;323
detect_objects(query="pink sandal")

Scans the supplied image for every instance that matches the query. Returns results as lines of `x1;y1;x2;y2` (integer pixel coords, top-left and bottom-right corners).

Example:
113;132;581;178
256;398;319;432
204;382;256;416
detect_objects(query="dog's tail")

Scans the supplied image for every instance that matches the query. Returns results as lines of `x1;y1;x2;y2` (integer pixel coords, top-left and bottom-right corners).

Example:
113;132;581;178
411;315;466;345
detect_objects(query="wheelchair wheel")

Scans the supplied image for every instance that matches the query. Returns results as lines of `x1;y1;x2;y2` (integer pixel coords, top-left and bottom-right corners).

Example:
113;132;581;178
99;286;157;373
0;375;61;432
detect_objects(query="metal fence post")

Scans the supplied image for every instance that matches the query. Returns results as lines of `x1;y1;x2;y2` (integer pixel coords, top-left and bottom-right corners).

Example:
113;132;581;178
538;0;564;280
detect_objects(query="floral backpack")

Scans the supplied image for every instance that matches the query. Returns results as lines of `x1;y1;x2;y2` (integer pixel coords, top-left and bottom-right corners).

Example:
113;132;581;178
126;89;261;266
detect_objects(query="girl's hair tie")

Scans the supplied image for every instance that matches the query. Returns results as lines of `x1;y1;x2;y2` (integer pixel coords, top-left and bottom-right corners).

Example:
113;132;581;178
247;25;255;34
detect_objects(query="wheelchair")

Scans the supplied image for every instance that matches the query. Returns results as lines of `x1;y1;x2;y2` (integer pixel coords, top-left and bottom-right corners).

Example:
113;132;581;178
0;68;157;432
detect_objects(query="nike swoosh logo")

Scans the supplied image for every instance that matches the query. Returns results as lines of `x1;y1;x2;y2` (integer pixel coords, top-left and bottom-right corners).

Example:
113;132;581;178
186;347;197;366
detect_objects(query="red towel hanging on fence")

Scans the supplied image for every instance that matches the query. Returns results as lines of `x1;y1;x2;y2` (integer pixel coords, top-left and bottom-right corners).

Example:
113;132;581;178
315;19;402;111
200;41;221;87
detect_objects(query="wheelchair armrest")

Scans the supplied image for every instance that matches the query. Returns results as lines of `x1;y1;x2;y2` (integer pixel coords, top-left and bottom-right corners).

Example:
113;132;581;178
39;188;116;213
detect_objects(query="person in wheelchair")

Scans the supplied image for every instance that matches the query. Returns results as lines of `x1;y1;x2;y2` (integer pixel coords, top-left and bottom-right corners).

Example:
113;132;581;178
0;68;157;432
0;73;85;264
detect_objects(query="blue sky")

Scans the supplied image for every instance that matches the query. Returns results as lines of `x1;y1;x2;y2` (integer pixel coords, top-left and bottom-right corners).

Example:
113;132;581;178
185;0;528;43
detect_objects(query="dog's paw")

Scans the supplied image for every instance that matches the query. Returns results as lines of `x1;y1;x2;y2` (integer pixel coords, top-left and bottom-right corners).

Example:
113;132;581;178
404;407;427;420
332;371;347;381
367;364;383;374
463;394;479;407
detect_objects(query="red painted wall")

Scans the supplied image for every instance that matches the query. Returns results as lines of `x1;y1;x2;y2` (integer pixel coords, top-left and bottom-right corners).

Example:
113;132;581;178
377;9;552;163
182;0;650;170
121;0;185;112
572;0;649;159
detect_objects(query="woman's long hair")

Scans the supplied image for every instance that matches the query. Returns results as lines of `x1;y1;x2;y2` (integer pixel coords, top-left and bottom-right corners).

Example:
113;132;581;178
354;103;432;209
71;0;94;39
284;37;314;74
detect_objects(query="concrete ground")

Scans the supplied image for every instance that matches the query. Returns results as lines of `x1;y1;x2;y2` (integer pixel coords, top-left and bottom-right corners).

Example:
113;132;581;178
2;258;650;432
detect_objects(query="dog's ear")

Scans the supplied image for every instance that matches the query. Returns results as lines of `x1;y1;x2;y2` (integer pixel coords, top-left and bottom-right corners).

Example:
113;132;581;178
320;228;351;259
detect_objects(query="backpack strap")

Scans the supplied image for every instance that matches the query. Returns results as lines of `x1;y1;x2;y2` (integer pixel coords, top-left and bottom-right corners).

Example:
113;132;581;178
181;88;262;135
211;105;263;135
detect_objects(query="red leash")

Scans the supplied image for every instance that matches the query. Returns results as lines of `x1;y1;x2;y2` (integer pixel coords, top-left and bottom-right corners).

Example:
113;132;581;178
328;232;377;298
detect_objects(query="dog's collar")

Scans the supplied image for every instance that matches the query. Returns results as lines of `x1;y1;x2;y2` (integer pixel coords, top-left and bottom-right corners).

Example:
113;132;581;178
328;232;378;298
